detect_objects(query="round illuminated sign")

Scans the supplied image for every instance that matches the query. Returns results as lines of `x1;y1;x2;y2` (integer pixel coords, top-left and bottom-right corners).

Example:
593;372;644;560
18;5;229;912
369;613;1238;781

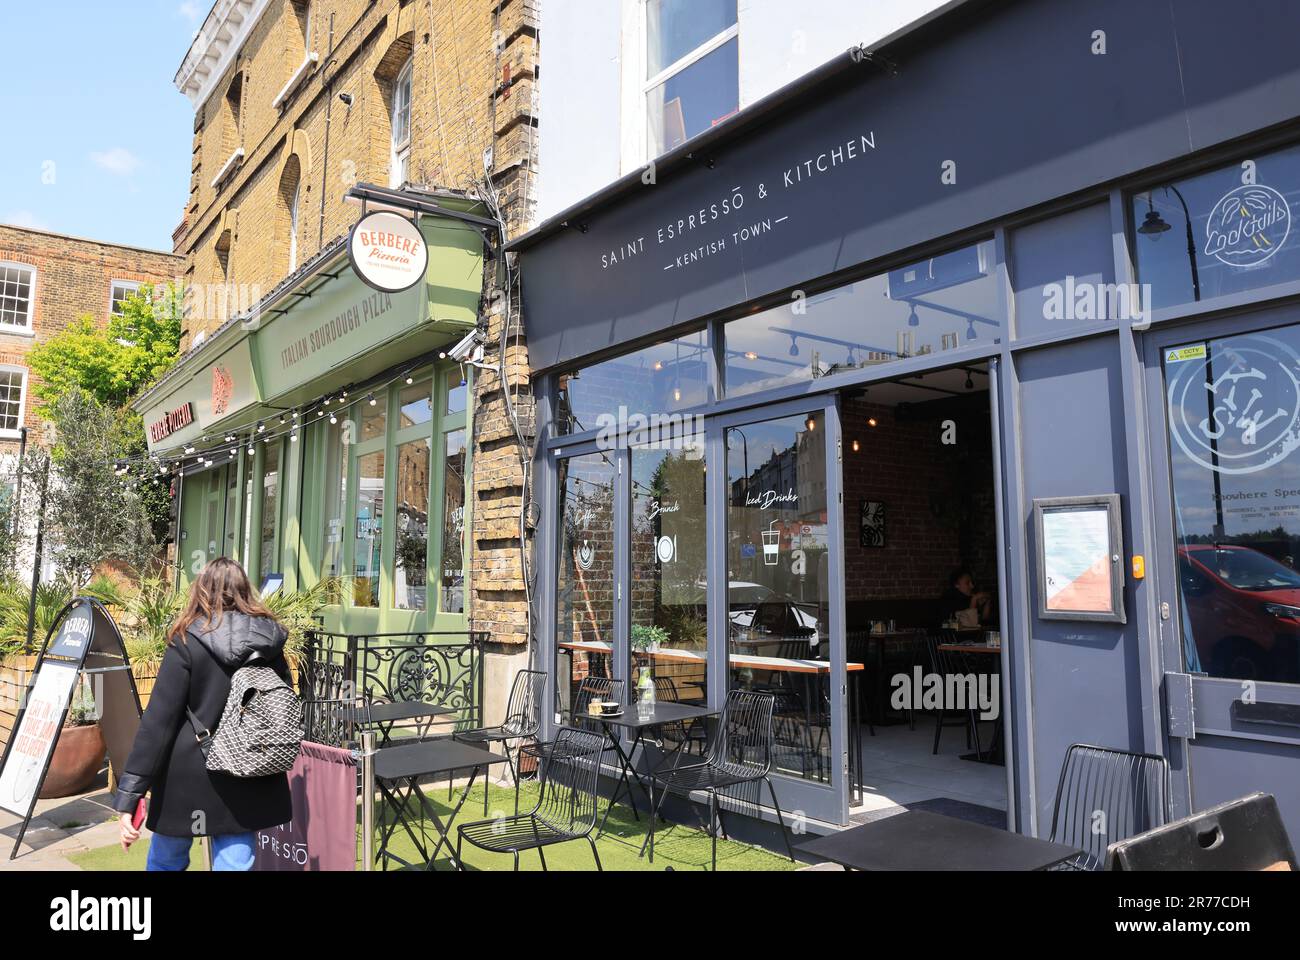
348;211;428;293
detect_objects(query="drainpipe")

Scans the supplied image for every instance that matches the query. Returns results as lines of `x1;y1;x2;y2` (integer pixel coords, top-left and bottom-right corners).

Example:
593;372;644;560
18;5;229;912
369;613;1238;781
318;13;337;249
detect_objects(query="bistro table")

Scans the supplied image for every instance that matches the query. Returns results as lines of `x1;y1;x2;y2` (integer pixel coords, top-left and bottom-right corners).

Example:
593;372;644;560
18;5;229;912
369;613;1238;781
580;700;721;836
796;810;1082;871
937;641;1004;764
365;700;458;746
372;738;507;871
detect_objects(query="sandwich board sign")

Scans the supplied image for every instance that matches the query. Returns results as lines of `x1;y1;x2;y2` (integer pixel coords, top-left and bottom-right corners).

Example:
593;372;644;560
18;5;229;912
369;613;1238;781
0;598;142;859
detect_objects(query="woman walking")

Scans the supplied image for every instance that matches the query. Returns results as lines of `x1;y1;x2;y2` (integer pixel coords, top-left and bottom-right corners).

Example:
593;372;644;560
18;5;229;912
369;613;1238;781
114;557;293;871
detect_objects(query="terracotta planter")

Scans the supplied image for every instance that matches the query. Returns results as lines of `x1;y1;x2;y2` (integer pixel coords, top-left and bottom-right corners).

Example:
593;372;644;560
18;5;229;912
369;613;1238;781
40;723;106;799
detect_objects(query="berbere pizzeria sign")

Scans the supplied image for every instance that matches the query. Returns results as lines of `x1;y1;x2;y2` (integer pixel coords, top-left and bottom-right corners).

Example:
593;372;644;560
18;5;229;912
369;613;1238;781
349;210;429;293
148;401;195;444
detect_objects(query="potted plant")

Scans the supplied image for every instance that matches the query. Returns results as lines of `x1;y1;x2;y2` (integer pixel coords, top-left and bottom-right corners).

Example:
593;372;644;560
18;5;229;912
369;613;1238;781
630;624;669;655
40;678;106;799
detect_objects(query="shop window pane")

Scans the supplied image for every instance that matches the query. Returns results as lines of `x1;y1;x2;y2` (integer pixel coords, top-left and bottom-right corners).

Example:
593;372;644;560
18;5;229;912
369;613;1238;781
725;240;1000;398
556;453;616;717
360;396;386;444
394;438;430;611
260;445;281;578
647;0;736;77
647;37;738;157
1010;204;1116;339
556;329;708;436
1133;143;1300;311
630;440;708;711
1164;325;1300;684
353;451;384;607
441;430;467;614
320;417;349;582
446;376;467;415
398;380;432;429
726;412;831;783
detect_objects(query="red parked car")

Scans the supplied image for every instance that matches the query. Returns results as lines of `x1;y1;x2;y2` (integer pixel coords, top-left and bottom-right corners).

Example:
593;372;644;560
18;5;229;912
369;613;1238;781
1177;544;1300;682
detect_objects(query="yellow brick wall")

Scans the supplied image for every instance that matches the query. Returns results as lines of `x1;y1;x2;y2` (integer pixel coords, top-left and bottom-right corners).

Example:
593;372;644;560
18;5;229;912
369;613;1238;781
0;225;183;453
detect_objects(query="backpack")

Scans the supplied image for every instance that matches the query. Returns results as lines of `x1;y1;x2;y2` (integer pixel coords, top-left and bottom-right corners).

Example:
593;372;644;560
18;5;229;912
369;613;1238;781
187;665;304;778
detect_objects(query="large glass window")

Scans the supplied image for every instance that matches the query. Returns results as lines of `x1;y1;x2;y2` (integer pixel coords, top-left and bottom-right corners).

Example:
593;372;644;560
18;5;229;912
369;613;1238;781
353;451;385;607
725;241;1000;397
1165;325;1300;684
259;444;281;578
630;440;708;706
0;368;26;436
1134;143;1300;312
441;429;466;614
645;0;738;157
556;329;709;435
394;438;430;611
727;412;832;783
556;453;617;716
320;415;349;580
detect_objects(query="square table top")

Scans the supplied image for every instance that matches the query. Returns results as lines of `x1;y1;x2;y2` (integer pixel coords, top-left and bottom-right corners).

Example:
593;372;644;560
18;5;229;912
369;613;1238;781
795;810;1082;871
586;700;719;730
366;700;458;724
373;738;505;781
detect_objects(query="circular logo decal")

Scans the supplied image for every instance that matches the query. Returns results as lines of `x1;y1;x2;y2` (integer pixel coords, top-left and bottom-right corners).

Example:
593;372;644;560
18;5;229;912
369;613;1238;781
349;211;428;293
1204;184;1291;267
1167;335;1300;476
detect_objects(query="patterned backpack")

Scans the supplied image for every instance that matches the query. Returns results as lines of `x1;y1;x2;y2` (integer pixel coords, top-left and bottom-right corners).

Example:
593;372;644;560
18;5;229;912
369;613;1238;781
187;665;304;778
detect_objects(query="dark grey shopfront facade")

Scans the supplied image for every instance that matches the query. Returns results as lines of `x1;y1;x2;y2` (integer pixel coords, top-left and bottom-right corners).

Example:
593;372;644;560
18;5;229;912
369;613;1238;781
511;0;1300;836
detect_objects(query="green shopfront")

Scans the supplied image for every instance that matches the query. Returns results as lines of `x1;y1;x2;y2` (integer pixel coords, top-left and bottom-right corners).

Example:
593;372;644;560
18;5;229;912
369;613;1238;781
136;194;487;639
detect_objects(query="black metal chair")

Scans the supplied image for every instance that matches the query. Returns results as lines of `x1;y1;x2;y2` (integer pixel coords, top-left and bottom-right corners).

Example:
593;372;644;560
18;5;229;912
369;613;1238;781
303;694;372;748
925;630;983;756
1048;743;1171;871
457;726;607;871
646;689;796;871
516;676;625;814
454;668;547;816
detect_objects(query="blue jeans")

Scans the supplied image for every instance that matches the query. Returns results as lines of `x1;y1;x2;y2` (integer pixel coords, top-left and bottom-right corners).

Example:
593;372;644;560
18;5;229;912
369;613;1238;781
146;832;256;872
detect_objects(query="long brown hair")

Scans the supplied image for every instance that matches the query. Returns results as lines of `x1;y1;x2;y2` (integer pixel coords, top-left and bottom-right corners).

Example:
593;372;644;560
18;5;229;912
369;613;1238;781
168;557;280;646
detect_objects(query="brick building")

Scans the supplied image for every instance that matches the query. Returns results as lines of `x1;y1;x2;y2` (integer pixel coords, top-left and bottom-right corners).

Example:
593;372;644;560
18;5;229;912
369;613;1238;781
0;225;181;453
137;0;539;713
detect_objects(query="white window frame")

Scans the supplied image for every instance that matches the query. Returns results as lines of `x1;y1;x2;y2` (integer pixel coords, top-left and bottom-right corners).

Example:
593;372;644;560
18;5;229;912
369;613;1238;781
110;279;142;317
0;366;29;439
0;261;37;336
621;0;739;170
288;181;301;271
390;58;414;189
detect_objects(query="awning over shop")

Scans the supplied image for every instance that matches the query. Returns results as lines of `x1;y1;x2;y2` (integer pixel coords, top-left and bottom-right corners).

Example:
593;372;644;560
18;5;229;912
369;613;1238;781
137;198;487;457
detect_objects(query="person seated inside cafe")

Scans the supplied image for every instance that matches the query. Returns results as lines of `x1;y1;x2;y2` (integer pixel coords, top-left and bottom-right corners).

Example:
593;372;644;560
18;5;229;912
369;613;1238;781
938;568;994;628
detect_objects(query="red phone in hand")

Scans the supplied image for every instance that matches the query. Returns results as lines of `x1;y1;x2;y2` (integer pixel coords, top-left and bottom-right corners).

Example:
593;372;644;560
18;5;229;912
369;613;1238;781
131;799;146;831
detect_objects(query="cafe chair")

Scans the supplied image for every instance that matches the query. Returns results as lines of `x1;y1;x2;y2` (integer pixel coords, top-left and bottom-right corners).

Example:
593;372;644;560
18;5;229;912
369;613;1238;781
515;677;625;815
454;668;547;816
303;693;372;749
457;727;607;872
1104;792;1296;871
926;631;982;756
1048;743;1170;870
645;689;796;871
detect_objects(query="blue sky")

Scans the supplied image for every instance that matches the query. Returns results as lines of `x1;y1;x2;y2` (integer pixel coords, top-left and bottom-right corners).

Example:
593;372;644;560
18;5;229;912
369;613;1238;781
0;1;205;251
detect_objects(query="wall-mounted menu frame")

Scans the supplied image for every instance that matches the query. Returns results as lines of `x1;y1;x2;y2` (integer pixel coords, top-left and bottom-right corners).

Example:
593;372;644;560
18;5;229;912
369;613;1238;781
1033;494;1126;624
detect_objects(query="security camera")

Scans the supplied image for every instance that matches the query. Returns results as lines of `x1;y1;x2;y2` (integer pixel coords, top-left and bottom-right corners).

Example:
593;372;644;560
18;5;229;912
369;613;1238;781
445;330;484;364
338;92;353;106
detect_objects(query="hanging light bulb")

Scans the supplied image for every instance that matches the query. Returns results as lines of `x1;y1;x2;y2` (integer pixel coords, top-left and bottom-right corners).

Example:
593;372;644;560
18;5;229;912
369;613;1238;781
279;414;288;425
406;375;415;385
852;439;861;452
329;413;338;425
256;421;265;433
368;393;377;406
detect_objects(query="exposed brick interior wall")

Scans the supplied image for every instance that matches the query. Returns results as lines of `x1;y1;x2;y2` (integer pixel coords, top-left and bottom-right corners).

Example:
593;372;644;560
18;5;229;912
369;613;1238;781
841;392;998;625
0;225;182;453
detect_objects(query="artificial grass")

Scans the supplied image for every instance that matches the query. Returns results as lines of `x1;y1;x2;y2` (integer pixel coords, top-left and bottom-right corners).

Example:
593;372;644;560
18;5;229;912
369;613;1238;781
68;781;796;873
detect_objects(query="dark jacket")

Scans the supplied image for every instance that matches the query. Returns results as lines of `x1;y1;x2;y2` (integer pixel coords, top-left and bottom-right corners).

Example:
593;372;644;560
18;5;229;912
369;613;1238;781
112;612;293;837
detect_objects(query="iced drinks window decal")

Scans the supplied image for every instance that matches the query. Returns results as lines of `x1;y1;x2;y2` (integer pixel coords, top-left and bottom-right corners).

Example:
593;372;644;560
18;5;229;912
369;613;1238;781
1033;495;1126;624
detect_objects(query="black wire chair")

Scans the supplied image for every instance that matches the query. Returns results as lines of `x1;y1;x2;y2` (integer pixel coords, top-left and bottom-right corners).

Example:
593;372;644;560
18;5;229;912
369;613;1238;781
516;677;625;814
303;694;373;749
925;630;983;756
457;726;607;871
1048;743;1171;871
646;689;796;871
454;669;547;816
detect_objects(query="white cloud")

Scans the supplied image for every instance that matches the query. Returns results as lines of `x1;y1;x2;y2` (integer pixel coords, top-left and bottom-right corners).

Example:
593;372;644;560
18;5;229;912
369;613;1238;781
3;211;50;231
179;1;202;22
90;147;142;177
